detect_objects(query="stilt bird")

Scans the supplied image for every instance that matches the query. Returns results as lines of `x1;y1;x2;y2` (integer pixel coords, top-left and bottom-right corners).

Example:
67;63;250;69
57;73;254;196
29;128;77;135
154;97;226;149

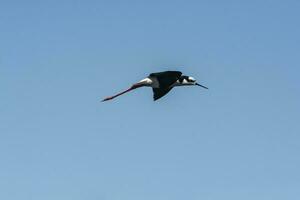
102;71;208;102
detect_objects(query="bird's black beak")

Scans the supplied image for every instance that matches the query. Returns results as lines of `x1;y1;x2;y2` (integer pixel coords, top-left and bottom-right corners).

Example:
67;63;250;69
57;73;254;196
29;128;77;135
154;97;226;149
196;83;208;89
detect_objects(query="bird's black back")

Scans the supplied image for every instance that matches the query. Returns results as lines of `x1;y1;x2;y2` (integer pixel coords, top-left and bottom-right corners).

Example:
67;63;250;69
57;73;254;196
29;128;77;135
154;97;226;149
149;71;182;89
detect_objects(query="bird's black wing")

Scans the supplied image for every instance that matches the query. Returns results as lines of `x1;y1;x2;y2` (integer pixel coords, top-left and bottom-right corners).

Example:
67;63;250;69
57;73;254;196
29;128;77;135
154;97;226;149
149;71;182;89
149;71;182;101
152;87;173;101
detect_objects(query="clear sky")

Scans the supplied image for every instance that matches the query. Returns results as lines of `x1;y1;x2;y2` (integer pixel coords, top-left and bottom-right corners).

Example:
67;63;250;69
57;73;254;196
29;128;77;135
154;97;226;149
1;0;300;199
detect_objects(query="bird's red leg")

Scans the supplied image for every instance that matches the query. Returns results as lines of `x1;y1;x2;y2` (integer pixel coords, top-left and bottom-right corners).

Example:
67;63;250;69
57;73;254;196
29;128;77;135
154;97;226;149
102;84;141;102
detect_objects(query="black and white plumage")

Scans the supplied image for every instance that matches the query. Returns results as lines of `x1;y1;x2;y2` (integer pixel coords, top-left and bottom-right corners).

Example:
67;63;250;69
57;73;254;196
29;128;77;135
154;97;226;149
102;71;208;102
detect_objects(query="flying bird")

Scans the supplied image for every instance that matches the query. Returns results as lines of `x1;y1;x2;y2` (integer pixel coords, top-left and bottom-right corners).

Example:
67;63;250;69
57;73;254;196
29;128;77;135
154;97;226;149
102;71;208;102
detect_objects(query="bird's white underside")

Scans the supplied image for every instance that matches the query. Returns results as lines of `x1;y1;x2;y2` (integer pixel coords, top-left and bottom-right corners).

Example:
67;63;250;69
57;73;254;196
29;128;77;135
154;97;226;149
138;77;160;88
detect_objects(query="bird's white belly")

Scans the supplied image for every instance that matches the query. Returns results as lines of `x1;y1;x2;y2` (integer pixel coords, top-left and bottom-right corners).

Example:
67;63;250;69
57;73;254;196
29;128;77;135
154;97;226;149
148;77;159;88
137;77;159;88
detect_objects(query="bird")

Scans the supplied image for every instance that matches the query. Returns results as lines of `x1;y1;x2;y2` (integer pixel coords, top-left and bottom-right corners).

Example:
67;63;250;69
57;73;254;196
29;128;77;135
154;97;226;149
102;70;208;102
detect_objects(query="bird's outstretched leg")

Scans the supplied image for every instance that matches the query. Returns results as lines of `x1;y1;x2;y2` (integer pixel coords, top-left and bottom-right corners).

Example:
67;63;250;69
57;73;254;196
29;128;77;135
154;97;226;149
102;84;142;102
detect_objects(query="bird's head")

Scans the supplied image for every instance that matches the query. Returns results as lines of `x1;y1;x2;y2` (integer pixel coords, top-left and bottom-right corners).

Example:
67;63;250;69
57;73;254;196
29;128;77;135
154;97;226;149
181;76;209;89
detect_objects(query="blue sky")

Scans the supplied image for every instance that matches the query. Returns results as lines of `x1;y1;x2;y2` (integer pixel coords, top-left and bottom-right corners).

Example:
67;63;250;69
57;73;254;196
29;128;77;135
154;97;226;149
1;1;300;199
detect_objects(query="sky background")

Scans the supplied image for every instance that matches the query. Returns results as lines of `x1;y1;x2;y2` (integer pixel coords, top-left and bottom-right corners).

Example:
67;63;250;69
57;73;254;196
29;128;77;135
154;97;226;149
1;0;300;199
